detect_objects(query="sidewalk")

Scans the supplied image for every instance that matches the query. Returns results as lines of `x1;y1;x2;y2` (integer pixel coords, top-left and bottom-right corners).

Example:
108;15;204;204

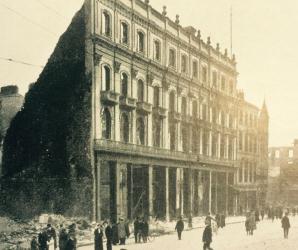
77;216;245;248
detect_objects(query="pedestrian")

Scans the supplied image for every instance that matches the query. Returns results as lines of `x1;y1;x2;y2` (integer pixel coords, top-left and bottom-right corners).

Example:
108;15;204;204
188;214;193;229
249;211;256;235
255;210;260;222
175;216;184;240
46;224;57;250
30;236;39;250
118;218;127;245
111;220;119;245
215;214;220;228
58;224;68;250
65;235;76;250
105;220;113;250
281;212;290;239
202;219;213;250
94;223;103;250
220;214;226;228
133;217;140;243
38;228;49;250
245;213;250;236
142;218;149;243
261;210;265;220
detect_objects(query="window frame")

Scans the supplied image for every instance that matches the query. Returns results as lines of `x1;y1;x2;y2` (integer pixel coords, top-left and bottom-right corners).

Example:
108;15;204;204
169;48;176;68
120;21;129;45
137;30;145;53
102;10;112;37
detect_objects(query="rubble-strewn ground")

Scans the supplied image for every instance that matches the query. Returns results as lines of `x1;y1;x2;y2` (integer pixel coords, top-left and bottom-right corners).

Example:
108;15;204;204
0;215;244;249
0;215;92;250
79;216;298;250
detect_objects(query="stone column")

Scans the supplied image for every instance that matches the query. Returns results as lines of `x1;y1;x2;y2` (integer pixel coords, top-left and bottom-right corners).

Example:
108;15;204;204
163;90;169;149
176;168;181;215
209;171;212;213
114;67;121;141
165;167;170;221
180;168;184;216
215;172;218;214
189;169;194;216
200;128;203;155
225;172;229;215
217;133;221;158
209;131;212;157
96;159;101;221
148;166;154;218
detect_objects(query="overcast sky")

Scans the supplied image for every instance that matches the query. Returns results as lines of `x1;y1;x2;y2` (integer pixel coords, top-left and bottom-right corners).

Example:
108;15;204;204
0;0;297;147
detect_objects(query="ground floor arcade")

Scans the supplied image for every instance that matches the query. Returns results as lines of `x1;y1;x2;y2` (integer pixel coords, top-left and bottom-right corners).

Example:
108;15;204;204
94;156;236;222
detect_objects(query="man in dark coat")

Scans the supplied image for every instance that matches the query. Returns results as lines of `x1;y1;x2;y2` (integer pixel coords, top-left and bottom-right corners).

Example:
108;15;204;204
281;212;290;239
65;235;76;250
58;225;68;250
30;236;39;250
133;217;140;243
111;221;119;245
142;219;149;243
202;220;213;250
105;221;113;250
38;228;49;250
94;224;103;250
175;216;184;240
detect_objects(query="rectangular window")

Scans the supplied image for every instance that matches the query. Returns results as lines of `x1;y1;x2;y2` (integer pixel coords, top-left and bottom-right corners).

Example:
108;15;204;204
169;48;176;68
212;71;217;87
202;66;207;83
154;40;161;61
181;55;188;73
192;60;198;78
121;22;129;44
221;76;226;91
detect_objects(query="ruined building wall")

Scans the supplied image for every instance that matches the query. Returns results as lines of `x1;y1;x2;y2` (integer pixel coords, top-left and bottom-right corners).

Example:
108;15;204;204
0;5;93;219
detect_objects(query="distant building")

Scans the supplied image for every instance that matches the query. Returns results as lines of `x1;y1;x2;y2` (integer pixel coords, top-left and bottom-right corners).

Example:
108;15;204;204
268;140;298;206
0;85;24;176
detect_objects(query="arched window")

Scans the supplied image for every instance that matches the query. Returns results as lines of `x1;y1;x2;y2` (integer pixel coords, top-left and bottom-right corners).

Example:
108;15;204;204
102;108;111;139
136;117;145;145
192;101;197;118
137;31;145;53
169;48;176;67
153;86;160;107
137;79;144;102
181;55;188;73
181;97;187;117
169;91;175;112
121;22;129;44
121;73;128;97
120;113;129;143
103;11;111;36
103;66;111;91
154;40;161;61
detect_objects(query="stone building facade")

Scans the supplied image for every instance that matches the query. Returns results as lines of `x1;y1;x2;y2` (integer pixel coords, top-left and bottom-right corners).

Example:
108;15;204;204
0;86;24;176
268;140;298;206
85;0;269;221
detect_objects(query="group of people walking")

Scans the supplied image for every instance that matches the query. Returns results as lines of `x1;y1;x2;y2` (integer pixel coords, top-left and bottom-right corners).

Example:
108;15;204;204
133;217;149;243
31;223;76;250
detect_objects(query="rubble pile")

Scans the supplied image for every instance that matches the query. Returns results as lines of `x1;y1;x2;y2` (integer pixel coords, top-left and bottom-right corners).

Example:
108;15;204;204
0;215;92;250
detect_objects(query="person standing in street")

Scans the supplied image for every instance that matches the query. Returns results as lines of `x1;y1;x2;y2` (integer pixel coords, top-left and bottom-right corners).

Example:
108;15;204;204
30;236;39;250
105;220;113;250
249;211;256;235
202;219;213;250
281;212;290;239
58;224;68;250
94;224;103;250
175;216;184;240
133;217;140;243
261;209;265;220
38;228;49;250
118;218;127;245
